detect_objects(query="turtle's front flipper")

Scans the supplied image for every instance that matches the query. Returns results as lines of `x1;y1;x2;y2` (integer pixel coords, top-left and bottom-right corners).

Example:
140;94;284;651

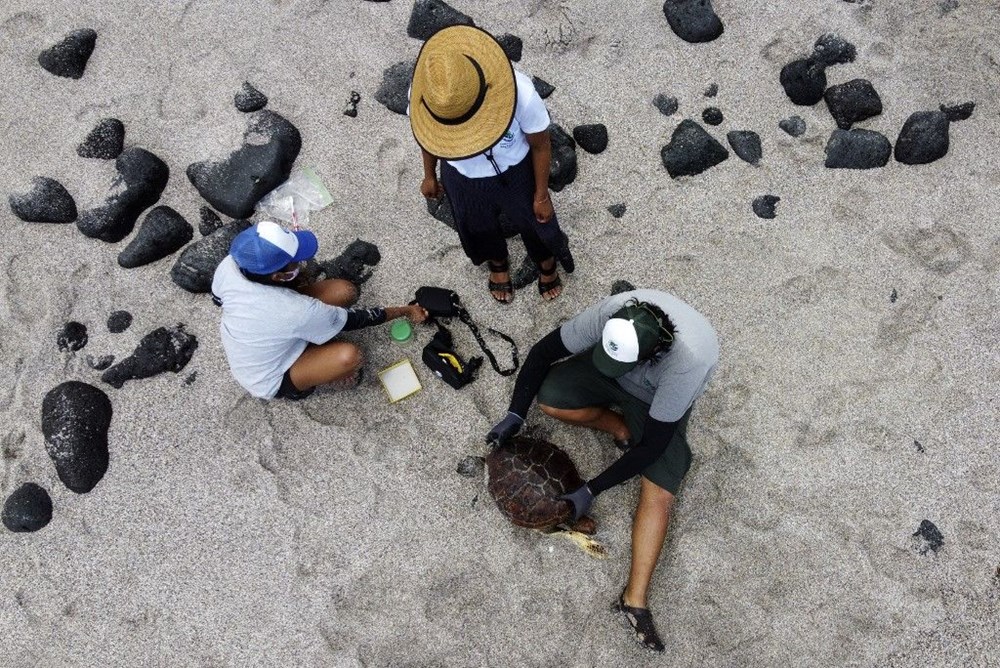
560;530;608;559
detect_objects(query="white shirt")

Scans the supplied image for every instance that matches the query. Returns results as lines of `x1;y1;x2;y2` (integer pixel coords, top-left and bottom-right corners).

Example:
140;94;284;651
211;257;348;398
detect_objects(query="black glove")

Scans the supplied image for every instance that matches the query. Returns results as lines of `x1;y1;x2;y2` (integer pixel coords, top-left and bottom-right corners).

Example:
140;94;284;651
559;484;594;522
486;412;523;445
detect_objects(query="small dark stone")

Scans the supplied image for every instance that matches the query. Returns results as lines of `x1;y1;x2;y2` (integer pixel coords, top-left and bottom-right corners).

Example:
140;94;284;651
607;203;627;218
812;33;857;66
610;280;636;295
652;94;679;116
86;354;115;371
8;176;77;223
780;58;827;106
184;372;198;386
118;206;194;268
779;116;806;137
344;91;361;118
752;195;780;219
660;119;729;178
572;123;608;154
171;220;252;293
511;255;538;290
913;438;924;452
406;0;475;41
187;110;301;218
940;101;974;122
317;240;382;286
234;82;268;113
2;483;53;532
824;79;883;129
38;28;97;79
107;310;133;333
77;118;125;159
76;147;170;243
57;321;88;352
726;130;762;165
825;129;892;169
548;124;578;191
894;111;950;165
938;0;959;15
531;76;555;99
101;324;198;389
456;455;485;478
662;0;725;43
374;60;415;115
426;193;456;230
704;83;718;97
41;381;112;494
913;519;944;554
497;33;523;62
702;107;723;126
198;206;223;236
890;289;898;304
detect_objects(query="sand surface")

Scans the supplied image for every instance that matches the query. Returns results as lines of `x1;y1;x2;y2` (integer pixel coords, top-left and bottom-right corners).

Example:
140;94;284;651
2;0;999;666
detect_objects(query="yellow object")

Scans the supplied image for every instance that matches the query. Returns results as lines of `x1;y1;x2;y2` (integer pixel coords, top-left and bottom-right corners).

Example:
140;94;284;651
377;359;422;403
437;352;463;372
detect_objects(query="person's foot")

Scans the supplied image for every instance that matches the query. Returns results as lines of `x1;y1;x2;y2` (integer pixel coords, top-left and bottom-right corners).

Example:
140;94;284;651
613;593;665;652
537;258;562;301
487;259;514;304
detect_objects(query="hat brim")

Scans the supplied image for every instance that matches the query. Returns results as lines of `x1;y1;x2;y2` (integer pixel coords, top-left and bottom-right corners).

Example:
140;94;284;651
410;26;516;160
291;230;318;263
592;344;637;378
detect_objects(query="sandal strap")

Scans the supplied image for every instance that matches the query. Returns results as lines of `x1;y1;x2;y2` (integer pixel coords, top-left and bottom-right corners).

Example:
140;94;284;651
487;259;510;272
615;595;665;652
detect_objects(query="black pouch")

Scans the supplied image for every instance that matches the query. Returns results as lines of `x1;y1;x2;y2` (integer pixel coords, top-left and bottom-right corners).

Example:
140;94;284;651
414;286;461;318
421;323;482;389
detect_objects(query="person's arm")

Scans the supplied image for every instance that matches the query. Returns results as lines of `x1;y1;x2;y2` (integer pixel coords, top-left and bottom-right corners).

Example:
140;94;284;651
420;148;444;199
525;131;554;223
341;304;428;332
587;415;679;495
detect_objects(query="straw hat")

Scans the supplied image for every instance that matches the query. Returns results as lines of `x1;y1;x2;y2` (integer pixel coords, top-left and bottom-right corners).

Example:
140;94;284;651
410;25;516;160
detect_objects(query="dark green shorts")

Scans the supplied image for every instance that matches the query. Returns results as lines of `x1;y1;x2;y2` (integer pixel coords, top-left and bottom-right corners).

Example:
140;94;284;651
536;353;692;494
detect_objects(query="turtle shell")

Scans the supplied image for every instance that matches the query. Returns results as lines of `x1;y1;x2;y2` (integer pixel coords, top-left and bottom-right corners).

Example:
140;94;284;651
486;435;583;530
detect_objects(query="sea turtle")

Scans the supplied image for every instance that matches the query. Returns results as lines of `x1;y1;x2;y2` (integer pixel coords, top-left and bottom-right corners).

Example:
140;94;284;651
486;435;606;558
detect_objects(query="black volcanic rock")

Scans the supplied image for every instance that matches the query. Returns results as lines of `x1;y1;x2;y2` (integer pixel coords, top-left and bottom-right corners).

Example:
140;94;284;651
531;76;555;99
813;33;856;66
702;107;723;126
611;280;636;295
187;110;301;219
407;0;475;41
426;193;456;230
107;310;133;333
780;116;806;137
9;176;77;223
318;240;383;286
824;79;882;129
2;483;53;532
101;324;198;389
497;33;523;62
198;206;223;236
41;381;112;494
234;82;268;112
780;58;827;106
86;354;115;371
77;118;125;159
548;124;577;191
374;60;414;115
38;28;96;79
652;94;679;116
572;124;608;154
57;321;88;352
344;91;361;117
660;119;729;178
894;111;950;165
825;129;891;169
940;101;974;122
704;83;718;97
607;203;627;218
662;0;724;43
752;195;780;219
171;220;252;293
76;147;169;243
913;519;944;554
726;130;762;165
118;206;194;268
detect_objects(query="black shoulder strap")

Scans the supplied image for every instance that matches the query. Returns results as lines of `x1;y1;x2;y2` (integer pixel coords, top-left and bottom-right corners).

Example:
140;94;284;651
456;304;519;376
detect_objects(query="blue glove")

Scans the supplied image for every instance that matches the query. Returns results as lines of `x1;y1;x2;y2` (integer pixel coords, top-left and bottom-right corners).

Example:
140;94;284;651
487;412;523;446
559;484;595;522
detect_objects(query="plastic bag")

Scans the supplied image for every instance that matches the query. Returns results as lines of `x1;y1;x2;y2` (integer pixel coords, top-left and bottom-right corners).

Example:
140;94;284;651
255;167;333;227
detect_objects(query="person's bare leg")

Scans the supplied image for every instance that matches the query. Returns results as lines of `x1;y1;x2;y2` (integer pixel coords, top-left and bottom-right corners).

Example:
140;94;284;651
623;476;674;608
297;278;358;307
288;341;363;391
538;404;629;441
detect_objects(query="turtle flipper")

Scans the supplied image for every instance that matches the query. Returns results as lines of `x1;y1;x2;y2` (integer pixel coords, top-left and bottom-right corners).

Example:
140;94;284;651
559;530;608;559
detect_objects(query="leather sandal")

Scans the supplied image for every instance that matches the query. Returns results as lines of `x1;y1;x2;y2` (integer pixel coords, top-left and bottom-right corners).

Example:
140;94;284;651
537;260;562;301
487;259;514;304
613;593;665;652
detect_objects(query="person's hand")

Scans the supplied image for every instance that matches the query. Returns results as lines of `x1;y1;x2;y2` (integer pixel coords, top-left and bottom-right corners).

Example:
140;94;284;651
421;176;444;200
408;304;430;324
559;484;594;522
533;194;553;223
486;412;523;446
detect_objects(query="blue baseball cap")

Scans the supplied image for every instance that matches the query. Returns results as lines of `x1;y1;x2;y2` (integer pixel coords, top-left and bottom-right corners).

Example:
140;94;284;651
230;221;318;275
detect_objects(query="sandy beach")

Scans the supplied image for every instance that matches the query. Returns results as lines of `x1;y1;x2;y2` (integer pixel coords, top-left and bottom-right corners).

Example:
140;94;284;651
2;0;999;665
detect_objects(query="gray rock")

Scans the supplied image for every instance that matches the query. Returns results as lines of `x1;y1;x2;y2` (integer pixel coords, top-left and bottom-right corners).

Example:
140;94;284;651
894;111;950;165
611;280;636;295
76;147;169;243
726;130;762;165
511;255;538;290
41;381;112;494
374;60;415;115
107;310;133;333
702;107;723;125
406;0;475;41
198;206;223;236
662;0;724;43
825;129;891;169
101;324;198;389
940;101;974;122
752;195;780;219
824;79;882;129
9;176;77;223
780;116;806;137
77;118;125;159
531;76;555;99
660;119;729;178
57;321;88;352
118;205;194;268
607;203;627;218
234;82;268;112
38;28;96;79
652;94;679;116
548;124;578;191
171;220;252;293
780;58;827;106
456;455;485;478
497;33;523;62
187;110;301;218
2;483;53;532
572;123;608;154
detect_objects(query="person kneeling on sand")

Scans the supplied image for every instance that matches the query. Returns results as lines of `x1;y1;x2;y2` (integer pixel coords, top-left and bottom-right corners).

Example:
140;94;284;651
211;221;428;400
486;289;719;651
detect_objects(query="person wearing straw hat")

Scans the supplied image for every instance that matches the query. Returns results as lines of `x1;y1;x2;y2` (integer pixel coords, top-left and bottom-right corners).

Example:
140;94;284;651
486;288;719;651
211;221;428;400
409;25;572;303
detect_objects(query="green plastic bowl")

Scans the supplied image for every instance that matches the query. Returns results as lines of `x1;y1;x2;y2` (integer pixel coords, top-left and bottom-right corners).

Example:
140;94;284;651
390;320;413;342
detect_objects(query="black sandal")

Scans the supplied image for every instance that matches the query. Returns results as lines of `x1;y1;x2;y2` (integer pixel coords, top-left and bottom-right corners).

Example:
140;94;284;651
613;594;665;652
487;259;514;304
537;260;562;301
